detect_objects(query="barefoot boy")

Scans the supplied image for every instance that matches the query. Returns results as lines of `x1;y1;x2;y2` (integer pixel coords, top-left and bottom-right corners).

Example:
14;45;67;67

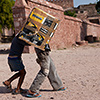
3;35;29;95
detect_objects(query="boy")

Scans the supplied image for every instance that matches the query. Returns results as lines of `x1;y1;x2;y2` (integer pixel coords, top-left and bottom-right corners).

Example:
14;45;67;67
3;34;29;95
26;44;66;98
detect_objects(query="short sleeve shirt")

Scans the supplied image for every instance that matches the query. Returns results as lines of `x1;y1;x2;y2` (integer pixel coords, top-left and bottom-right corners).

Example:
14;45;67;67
9;37;29;57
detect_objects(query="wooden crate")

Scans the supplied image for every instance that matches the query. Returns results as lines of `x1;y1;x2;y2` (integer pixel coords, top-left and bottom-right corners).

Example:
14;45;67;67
18;7;60;51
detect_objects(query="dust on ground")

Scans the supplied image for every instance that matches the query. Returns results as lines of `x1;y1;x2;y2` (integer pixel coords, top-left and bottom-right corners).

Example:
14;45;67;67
0;42;100;100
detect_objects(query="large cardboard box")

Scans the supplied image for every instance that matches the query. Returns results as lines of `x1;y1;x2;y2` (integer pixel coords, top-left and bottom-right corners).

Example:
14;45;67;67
18;7;59;51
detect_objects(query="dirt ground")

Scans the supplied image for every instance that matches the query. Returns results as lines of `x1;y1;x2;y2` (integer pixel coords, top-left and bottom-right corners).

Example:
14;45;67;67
0;42;100;100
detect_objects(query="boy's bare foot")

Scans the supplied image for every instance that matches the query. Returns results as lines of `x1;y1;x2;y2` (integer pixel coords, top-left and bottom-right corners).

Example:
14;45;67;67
3;81;10;86
12;88;20;95
3;81;12;91
12;88;27;95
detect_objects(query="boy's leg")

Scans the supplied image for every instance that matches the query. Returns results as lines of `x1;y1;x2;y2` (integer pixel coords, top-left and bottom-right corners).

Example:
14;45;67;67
16;69;26;92
3;69;26;93
3;71;21;92
4;72;21;86
35;48;63;90
29;69;47;93
47;57;63;90
29;57;50;93
29;48;50;93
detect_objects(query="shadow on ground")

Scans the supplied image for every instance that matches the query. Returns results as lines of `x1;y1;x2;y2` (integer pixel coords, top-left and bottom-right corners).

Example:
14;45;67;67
40;89;53;92
0;86;11;94
0;49;10;54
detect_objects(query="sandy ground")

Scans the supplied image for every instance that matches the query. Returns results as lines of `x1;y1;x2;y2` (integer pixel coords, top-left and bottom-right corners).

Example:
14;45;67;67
0;43;100;100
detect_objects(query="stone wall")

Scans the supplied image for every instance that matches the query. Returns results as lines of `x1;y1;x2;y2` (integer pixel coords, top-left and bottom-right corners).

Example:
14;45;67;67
74;4;99;21
12;0;100;53
78;4;97;16
45;0;74;9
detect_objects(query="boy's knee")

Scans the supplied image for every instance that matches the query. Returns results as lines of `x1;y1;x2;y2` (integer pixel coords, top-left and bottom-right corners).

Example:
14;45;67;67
23;70;26;75
42;68;49;76
19;69;26;75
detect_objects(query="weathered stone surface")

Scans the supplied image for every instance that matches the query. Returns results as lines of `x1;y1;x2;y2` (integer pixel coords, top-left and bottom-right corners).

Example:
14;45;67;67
46;0;74;9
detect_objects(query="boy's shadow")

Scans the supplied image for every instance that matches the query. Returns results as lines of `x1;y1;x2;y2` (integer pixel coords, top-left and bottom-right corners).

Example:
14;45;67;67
0;86;53;97
40;89;53;92
0;86;11;94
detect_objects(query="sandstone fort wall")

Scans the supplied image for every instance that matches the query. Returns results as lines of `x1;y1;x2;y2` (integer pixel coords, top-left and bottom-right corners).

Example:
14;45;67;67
12;0;100;53
45;0;74;9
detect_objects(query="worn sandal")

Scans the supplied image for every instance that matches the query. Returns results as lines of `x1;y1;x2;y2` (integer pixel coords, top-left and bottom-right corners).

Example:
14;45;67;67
12;89;20;95
53;87;67;91
12;88;27;95
57;87;67;91
3;82;12;92
20;88;27;93
26;92;42;98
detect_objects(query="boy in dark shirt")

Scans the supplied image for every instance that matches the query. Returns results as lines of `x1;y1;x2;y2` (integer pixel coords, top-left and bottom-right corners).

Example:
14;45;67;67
3;36;29;94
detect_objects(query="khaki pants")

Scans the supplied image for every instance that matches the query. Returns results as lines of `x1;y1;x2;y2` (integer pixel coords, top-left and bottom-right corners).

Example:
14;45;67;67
29;48;63;93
